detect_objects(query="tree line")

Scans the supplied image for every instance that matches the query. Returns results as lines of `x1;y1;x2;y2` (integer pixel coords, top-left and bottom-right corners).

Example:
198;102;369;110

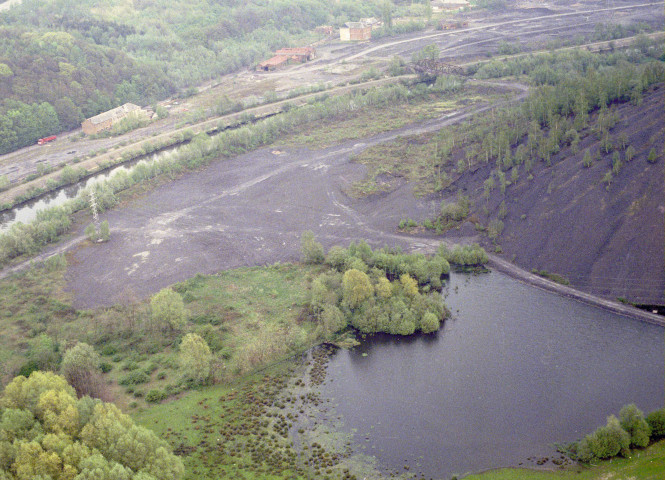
0;27;174;154
0;0;390;154
0;371;184;480
562;403;665;463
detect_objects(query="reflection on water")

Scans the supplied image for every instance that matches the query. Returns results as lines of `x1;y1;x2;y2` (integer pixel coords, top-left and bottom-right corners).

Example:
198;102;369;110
0;152;165;233
321;271;664;478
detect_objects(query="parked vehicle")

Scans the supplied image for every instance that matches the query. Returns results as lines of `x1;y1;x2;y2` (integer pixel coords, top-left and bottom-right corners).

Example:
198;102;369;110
37;135;57;145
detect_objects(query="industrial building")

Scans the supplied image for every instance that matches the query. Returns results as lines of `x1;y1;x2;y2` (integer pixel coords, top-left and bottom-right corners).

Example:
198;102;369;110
81;103;146;135
257;47;316;71
339;22;372;41
432;0;470;12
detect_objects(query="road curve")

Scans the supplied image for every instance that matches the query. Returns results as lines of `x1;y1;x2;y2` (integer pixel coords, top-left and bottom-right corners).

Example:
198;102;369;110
1;78;661;328
342;2;662;62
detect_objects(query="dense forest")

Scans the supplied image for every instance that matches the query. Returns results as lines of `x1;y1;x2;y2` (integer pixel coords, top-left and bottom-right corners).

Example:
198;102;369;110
0;0;387;153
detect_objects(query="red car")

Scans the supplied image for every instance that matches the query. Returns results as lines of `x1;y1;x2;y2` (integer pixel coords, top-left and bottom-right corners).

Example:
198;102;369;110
38;135;57;145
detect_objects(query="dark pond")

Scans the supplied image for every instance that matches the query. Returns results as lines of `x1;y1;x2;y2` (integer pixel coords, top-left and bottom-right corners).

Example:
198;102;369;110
321;271;664;478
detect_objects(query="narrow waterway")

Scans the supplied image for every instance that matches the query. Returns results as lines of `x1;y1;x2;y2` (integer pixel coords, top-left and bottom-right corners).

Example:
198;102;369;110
321;271;664;478
0;153;164;232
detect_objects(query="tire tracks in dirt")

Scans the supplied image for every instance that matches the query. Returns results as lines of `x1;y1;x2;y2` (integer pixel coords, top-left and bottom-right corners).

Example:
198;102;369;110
1;80;661;327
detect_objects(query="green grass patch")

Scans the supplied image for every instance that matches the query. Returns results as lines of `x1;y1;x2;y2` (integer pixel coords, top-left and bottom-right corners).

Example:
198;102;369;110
278;89;491;150
351;131;444;197
174;264;322;376
531;269;571;286
133;361;304;480
465;440;665;479
0;259;323;407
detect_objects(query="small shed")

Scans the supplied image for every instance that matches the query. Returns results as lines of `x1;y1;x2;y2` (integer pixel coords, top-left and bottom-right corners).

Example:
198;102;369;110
340;22;372;42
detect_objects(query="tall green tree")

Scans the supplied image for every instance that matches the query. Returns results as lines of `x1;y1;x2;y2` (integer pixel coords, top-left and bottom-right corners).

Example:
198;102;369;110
179;333;212;385
342;269;373;309
619;404;651;448
150;288;186;332
61;342;101;398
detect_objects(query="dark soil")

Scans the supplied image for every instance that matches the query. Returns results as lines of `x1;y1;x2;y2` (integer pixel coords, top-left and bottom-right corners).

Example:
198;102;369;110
64;110;484;308
54;84;664;311
443;86;664;305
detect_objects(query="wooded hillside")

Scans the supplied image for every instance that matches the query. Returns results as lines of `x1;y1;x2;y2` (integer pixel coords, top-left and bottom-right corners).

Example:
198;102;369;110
0;0;384;153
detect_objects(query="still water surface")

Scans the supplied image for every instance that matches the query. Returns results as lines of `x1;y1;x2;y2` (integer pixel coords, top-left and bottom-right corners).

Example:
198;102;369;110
321;271;664;478
0;153;165;232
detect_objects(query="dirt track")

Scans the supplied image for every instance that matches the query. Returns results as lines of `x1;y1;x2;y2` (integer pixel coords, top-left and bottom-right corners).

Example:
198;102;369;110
53;83;663;328
0;0;662;325
63;100;510;308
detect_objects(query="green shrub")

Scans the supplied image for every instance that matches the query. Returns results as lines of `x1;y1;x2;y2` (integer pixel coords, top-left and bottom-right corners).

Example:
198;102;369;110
146;389;167;403
179;333;212;385
325;246;350;270
647;147;658;164
342;269;374;309
300;230;324;264
440;195;470;222
321;304;347;334
85;223;98;242
122;360;139;371
119;371;150;386
150;288;187;332
438;243;489;266
99;220;110;242
101;345;118;356
26;333;61;371
620;404;651;448
624;145;636;161
646;408;665;439
61;342;101;397
420;311;440;334
585;415;631;459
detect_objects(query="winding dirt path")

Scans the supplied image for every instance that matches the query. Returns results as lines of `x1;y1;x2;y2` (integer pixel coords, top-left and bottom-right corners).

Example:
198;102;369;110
1;78;660;327
340;2;662;62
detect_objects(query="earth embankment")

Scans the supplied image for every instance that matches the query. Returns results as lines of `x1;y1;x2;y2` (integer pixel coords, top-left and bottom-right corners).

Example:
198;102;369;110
447;86;664;306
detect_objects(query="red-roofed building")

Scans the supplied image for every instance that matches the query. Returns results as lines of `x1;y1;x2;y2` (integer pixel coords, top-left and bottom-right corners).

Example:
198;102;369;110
257;47;316;71
257;55;289;71
275;47;316;62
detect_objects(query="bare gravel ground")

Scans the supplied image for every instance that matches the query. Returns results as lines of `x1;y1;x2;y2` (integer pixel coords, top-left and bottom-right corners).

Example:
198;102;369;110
1;0;661;322
64;106;500;308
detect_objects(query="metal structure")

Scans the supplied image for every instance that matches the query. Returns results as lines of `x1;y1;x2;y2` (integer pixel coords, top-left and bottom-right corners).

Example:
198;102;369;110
89;189;100;231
